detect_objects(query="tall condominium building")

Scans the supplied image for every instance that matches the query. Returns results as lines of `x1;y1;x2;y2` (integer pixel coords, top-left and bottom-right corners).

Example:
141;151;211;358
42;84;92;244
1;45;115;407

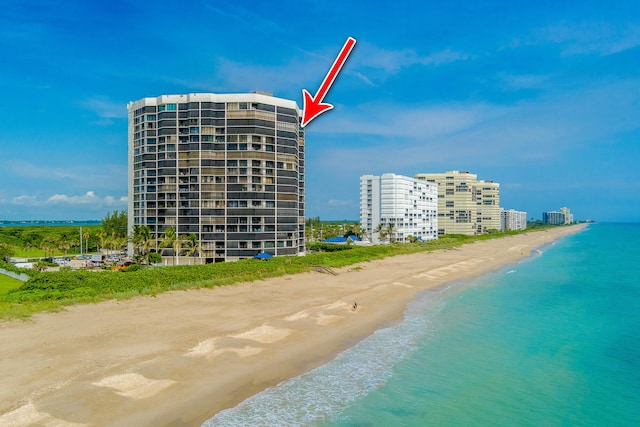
543;207;573;225
360;173;438;243
414;170;501;235
127;92;305;263
500;208;527;231
543;211;565;225
559;207;574;224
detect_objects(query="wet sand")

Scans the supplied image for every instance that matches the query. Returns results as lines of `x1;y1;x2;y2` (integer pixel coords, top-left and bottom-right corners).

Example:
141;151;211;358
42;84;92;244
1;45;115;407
0;225;586;426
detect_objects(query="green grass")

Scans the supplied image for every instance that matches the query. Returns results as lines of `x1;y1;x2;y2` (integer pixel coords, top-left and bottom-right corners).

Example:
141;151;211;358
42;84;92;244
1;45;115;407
0;274;27;318
0;274;22;296
0;227;565;320
11;247;48;258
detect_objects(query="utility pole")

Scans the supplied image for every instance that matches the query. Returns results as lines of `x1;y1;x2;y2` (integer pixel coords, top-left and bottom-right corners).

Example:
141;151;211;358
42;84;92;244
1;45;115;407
80;226;83;255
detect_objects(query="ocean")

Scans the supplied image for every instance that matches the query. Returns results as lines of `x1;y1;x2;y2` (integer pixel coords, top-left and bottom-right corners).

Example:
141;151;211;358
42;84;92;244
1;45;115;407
204;223;640;426
0;220;100;227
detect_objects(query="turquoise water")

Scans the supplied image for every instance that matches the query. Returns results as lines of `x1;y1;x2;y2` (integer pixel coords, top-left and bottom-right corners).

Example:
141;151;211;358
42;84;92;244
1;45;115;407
205;223;640;426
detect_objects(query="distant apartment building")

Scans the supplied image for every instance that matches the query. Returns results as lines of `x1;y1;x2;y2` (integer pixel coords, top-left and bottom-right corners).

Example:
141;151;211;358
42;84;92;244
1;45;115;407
127;92;305;263
543;207;573;225
560;207;574;224
414;171;501;235
500;208;527;231
543;211;564;225
360;173;438;243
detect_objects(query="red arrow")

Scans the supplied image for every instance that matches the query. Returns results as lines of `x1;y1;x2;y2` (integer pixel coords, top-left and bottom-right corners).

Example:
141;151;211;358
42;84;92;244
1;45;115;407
301;37;357;127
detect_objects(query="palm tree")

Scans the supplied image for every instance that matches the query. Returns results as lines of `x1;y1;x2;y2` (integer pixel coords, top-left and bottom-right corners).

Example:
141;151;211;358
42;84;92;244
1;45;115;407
40;237;56;259
374;223;388;244
386;222;396;243
115;236;128;255
172;235;183;266
58;234;72;259
107;232;118;256
22;239;36;256
131;225;153;264
160;226;182;266
83;229;92;254
180;233;201;264
353;223;369;242
97;229;106;254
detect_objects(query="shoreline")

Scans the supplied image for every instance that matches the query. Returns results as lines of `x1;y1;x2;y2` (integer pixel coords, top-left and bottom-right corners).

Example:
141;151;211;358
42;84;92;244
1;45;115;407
0;224;587;426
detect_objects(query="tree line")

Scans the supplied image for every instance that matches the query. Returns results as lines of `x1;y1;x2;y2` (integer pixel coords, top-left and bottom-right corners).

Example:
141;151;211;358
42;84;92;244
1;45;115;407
0;210;204;266
0;210;129;261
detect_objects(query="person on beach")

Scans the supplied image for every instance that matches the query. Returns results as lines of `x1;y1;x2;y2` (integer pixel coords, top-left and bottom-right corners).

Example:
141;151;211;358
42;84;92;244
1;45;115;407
352;302;358;311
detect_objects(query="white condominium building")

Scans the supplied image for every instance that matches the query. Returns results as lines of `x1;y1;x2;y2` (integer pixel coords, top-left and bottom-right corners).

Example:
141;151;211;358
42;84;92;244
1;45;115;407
360;173;438;243
500;208;527;231
414;170;501;235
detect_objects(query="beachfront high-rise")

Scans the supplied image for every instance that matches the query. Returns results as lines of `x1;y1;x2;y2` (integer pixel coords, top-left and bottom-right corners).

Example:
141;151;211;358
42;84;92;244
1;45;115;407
360;173;438;243
414;170;501;235
543;207;573;225
500;208;527;231
127;92;305;263
559;207;574;224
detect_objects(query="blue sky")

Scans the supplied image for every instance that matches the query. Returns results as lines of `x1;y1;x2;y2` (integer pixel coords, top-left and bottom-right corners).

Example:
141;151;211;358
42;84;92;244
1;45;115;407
1;0;639;222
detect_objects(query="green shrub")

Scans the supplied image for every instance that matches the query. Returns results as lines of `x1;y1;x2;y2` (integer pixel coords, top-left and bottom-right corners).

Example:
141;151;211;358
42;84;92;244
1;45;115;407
0;259;33;276
1;228;540;318
307;242;354;252
119;264;141;273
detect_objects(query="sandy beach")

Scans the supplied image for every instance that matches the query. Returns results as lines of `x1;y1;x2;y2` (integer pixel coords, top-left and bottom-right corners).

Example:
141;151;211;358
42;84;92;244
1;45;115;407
0;224;586;426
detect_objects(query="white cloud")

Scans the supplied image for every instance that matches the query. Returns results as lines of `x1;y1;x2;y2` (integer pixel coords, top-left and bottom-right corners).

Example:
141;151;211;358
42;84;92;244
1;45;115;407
47;191;97;204
350;71;377;87
11;195;39;206
354;45;471;73
82;96;127;119
203;2;285;36
103;195;128;206
2;160;127;192
308;77;640;170
194;42;470;97
3;160;79;181
519;22;640;56
8;192;127;208
312;101;504;140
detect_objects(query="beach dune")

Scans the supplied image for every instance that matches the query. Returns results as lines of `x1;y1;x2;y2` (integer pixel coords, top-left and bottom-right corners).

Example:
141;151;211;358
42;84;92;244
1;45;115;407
0;225;585;426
